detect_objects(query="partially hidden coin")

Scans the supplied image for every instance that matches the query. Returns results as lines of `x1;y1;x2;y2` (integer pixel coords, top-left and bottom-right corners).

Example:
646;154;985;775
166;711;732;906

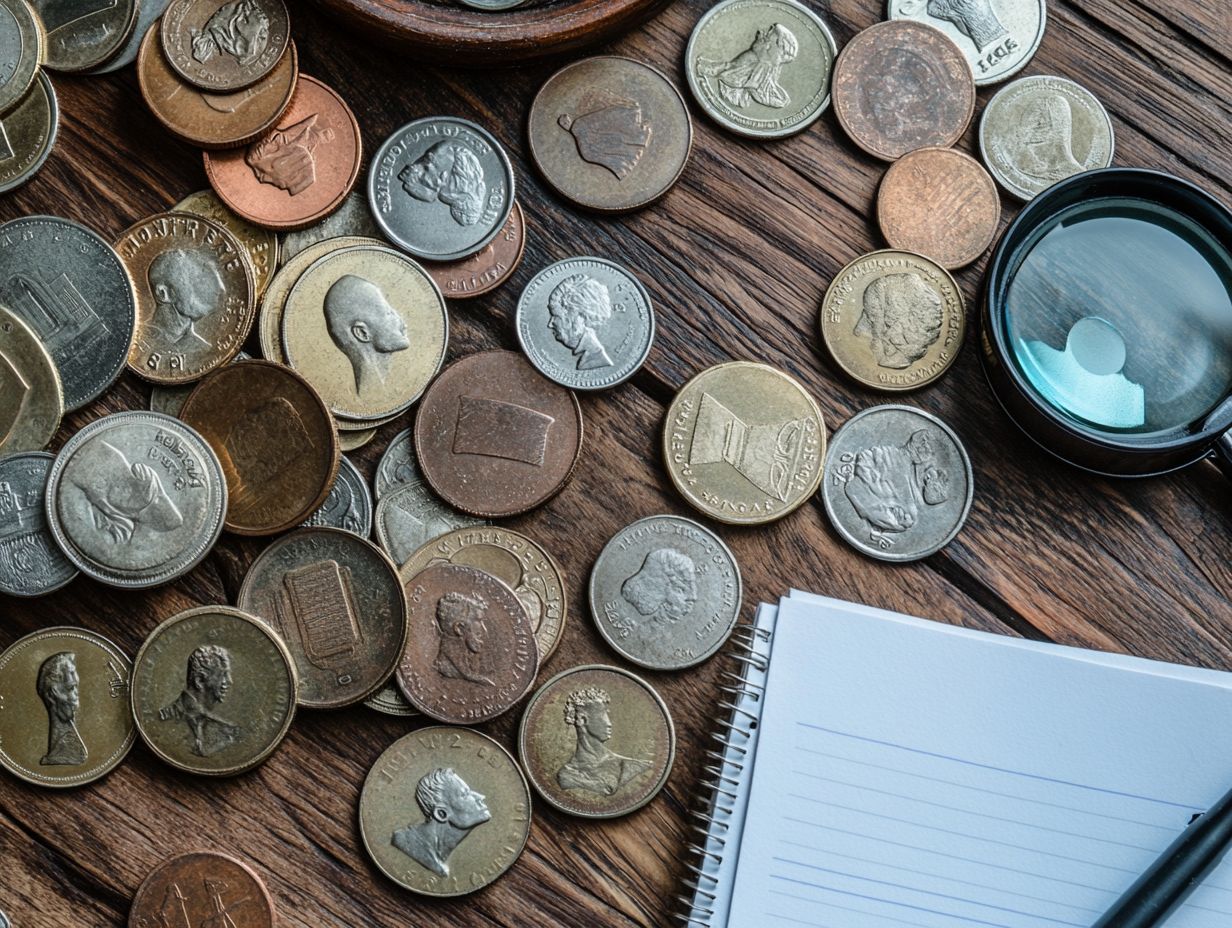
821;249;965;391
360;727;531;896
0;306;61;455
0;626;134;787
518;664;675;819
529;56;692;213
45;411;227;589
36;0;137;72
160;0;290;92
0;452;77;597
888;0;1045;86
375;481;484;567
460;0;532;8
278;191;384;266
149;350;249;419
300;455;373;537
175;189;280;300
364;681;417;717
129;852;274;928
821;403;974;561
426;200;526;300
338;428;377;453
373;426;417;499
0;72;58;195
85;0;172;75
0;0;43;116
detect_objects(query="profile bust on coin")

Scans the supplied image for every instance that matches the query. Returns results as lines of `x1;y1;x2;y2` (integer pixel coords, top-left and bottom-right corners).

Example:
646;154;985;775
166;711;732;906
697;22;799;110
148;248;226;348
548;274;615;371
855;272;944;370
621;549;698;623
392;767;492;877
557;686;651;796
191;0;272;67
433;591;497;687
324;274;411;394
158;644;240;758
399;141;488;228
37;652;86;766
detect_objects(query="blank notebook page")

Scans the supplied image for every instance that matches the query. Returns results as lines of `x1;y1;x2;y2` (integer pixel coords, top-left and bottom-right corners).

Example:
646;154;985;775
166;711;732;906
726;598;1232;928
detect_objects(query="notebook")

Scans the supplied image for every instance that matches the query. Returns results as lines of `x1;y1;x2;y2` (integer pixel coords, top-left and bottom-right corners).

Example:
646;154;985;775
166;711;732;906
679;593;1232;928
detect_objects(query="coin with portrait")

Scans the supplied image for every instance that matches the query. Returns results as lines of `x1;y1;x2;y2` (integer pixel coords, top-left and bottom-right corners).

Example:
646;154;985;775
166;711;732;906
300;455;373;537
0;452;77;597
0;306;61;456
160;0;290;92
888;0;1045;86
0;0;43;116
375;480;484;567
129;852;275;928
0;72;58;195
33;0;137;72
175;190;280;300
426;201;527;300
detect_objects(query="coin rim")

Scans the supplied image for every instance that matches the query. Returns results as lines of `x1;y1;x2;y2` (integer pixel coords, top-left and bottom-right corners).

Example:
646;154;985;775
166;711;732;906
0;0;45;116
159;0;290;92
300;455;374;537
128;851;275;927
0;451;77;597
43;0;138;72
0;305;63;455
0;72;59;196
428;200;528;300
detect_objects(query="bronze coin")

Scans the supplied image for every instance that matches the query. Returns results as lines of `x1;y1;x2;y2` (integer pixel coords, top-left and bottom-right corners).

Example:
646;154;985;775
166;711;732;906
160;0;291;92
179;359;339;536
426;201;527;300
832;20;975;162
129;852;274;928
413;350;583;518
877;147;1001;269
203;75;363;231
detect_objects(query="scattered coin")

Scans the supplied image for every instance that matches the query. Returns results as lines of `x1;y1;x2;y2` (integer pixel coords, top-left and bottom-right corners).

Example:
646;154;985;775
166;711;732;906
300;455;373;537
364;681;418;717
338;427;377;453
0;306;62;456
375;481;484;567
160;0;291;92
518;664;675;819
529;56;692;213
821;403;974;561
663;361;825;525
0;452;78;597
0;626;134;787
460;0;532;8
36;0;137;72
175;190;280;300
373;427;417;498
149;350;249;419
278;192;385;266
0;0;44;116
85;0;173;76
129;852;274;928
821;249;965;391
0;72;58;195
426;200;526;300
877;147;1001;269
888;0;1045;86
832;20;975;161
359;726;531;896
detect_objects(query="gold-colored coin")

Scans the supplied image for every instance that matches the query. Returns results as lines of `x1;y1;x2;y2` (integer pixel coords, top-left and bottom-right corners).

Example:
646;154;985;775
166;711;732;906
0;72;58;195
36;0;137;72
339;427;377;452
0;0;44;116
663;361;825;525
0;304;62;455
820;250;965;392
175;190;280;301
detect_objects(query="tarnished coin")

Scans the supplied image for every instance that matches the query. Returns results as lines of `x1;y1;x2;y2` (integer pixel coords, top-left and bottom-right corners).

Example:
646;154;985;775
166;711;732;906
889;0;1045;86
175;190;280;300
516;256;655;391
832;20;975;161
375;482;484;567
0;452;77;597
821;249;965;391
0;0;43;116
426;200;526;300
0;627;134;787
821;404;973;561
980;74;1115;201
414;350;584;518
364;681;418;717
0;306;61;456
685;0;838;139
0;216;136;412
149;350;249;419
529;56;692;213
877;147;1001;269
33;0;137;72
300;455;373;537
179;359;339;536
45;411;227;589
518;664;675;819
129;852;274;928
0;72;58;194
278;192;384;266
360;727;531;896
374;427;417;499
663;361;825;525
339;427;376;453
85;0;172;75
160;0;290;92
589;515;740;670
396;562;539;724
369;116;515;262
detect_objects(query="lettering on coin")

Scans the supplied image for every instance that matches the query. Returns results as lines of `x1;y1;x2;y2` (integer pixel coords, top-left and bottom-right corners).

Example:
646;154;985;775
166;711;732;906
689;392;809;502
245;114;334;196
433;591;497;687
37;652;87;766
922;0;1007;51
547;274;615;370
398;141;488;227
558;90;652;181
452;396;554;466
159;645;241;757
31;0;118;33
696;23;798;110
0;470;65;584
557;686;650;795
855;272;943;370
190;0;271;66
837;428;951;548
304;474;363;534
391;767;491;877
323;274;410;395
148;249;225;348
621;549;698;624
72;440;184;544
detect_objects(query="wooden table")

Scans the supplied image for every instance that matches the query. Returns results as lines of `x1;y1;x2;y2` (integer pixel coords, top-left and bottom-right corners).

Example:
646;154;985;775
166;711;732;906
2;1;1229;925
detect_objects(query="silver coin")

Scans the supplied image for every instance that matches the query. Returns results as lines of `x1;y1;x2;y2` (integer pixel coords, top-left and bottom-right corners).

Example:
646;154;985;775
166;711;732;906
821;404;973;562
516;257;655;391
979;74;1115;201
459;0;531;7
300;455;373;538
589;514;742;670
887;0;1044;86
363;681;418;717
0;216;136;411
374;480;484;566
0;452;78;597
278;192;385;267
85;1;172;74
45;411;227;588
368;116;516;262
149;350;249;419
373;427;415;499
0;73;59;195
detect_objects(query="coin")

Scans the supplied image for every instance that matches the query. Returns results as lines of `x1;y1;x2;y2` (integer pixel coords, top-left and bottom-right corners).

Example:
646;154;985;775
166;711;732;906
364;681;418;717
0;306;62;456
0;216;136;411
979;74;1115;201
516;256;655;391
888;0;1045;86
175;190;280;300
0;627;134;787
149;350;249;419
373;427;416;499
396;562;539;724
179;359;339;536
375;482;484;566
0;0;43;116
529;56;692;213
821;249;965;391
426;200;526;300
204;75;362;231
339;427;376;453
359;727;531;896
460;0;531;8
832;20;975;161
877;147;1001;269
278;192;384;266
663;361;825;525
45;411;227;588
129;852;274;928
35;0;137;72
85;0;172;75
369;116;515;262
685;0;838;139
518;664;675;819
0;72;58;195
300;455;373;537
0;452;77;597
821;404;973;561
160;0;290;92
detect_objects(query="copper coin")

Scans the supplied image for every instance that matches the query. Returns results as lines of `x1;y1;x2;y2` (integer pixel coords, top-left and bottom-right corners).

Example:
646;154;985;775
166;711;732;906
414;350;583;518
179;359;339;535
877;147;1001;269
426;201;527;300
203;75;363;231
160;0;291;92
832;20;975;162
396;562;539;724
129;852;274;928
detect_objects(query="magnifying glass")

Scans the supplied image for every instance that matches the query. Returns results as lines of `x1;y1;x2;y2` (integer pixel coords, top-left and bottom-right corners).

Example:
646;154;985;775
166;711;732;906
981;168;1232;477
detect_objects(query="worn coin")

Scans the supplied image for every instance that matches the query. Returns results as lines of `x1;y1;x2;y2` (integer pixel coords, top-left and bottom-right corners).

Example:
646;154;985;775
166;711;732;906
369;116;515;262
426;200;526;300
516;256;655;391
300;455;373;537
396;562;539;724
529;56;692;213
85;0;172;75
34;0;137;72
589;515;741;670
149;350;248;419
889;0;1045;86
373;427;416;499
685;0;838;140
0;627;134;787
45;411;227;589
0;72;58;195
375;481;484;567
663;361;825;525
979;74;1115;201
359;726;531;896
821;249;965;391
0;216;136;411
179;359;339;536
175;190;280;300
160;0;290;92
129;852;274;928
339;427;377;453
0;0;43;116
364;681;418;717
821;404;973;561
278;192;384;266
414;350;584;518
877;147;1001;269
518;664;675;819
832;20;975;161
0;306;62;456
0;452;77;597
